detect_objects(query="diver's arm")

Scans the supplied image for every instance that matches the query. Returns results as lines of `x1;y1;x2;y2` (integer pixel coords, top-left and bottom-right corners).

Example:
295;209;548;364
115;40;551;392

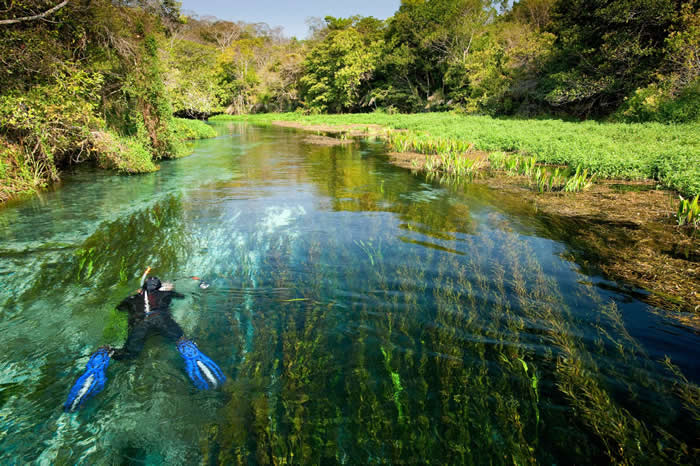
160;282;185;298
159;282;185;299
116;295;137;313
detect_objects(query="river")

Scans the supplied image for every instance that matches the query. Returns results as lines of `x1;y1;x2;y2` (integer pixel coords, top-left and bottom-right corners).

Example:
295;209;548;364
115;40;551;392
0;122;697;464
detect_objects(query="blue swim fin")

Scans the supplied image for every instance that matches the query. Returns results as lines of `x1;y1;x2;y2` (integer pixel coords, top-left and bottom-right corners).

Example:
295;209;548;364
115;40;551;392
176;339;225;390
64;347;111;412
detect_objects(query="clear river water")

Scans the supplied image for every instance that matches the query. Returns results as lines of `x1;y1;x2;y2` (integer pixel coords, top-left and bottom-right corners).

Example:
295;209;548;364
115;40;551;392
0;122;697;464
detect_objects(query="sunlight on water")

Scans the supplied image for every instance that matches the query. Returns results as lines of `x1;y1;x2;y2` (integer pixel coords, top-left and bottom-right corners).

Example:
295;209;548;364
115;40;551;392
0;123;697;464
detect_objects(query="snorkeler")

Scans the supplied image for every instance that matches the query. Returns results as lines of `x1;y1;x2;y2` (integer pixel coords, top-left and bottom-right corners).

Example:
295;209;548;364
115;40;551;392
64;270;225;412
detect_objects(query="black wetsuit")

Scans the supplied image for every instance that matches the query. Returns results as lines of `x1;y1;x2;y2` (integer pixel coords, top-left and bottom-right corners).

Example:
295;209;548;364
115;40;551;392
112;288;185;360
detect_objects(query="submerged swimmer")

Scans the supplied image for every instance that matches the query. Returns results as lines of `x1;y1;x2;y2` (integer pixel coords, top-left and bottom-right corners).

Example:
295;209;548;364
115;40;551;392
64;272;225;412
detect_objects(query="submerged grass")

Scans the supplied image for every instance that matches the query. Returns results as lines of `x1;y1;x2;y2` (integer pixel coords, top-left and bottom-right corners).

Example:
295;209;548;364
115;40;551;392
201;216;697;464
211;112;700;197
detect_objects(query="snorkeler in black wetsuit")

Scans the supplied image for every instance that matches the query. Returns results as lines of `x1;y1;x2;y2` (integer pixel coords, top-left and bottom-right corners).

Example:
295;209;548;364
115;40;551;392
112;276;186;361
63;275;226;412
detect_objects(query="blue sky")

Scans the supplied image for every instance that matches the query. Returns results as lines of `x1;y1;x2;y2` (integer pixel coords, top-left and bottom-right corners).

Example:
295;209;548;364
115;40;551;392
179;0;401;39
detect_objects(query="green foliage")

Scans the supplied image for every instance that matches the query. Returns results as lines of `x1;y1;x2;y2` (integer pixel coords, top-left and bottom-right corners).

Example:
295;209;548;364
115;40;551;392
0;1;194;202
164;39;224;116
3;0;700;204
562;166;594;192
295;0;697;120
0;139;44;202
119;33;184;159
91;131;158;174
0;67;104;177
532;166;565;192
172;118;217;140
300;17;384;113
447;22;555;115
544;0;679;116
617;1;700;124
677;195;700;227
490;152;594;192
623;79;700;124
377;0;497;112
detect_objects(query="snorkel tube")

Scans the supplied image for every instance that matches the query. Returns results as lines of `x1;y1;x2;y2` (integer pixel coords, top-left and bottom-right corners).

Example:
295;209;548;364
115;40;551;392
140;266;152;289
140;267;153;314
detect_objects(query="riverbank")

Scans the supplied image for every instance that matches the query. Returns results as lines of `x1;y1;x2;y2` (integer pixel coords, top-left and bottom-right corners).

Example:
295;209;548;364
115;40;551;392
0;118;215;204
212;114;699;316
211;113;700;198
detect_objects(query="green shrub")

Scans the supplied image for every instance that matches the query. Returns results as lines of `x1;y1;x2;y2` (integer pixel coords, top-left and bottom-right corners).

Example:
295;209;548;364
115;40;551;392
91;131;157;174
0;138;45;202
173;118;217;140
0;68;104;179
616;80;700;124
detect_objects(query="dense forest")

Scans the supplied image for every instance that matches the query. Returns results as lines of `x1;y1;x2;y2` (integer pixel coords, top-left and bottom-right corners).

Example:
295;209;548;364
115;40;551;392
1;0;698;201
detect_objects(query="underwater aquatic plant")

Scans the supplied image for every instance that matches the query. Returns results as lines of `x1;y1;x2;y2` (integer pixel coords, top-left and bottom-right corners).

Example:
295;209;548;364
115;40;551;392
381;346;404;422
118;257;128;282
76;247;96;280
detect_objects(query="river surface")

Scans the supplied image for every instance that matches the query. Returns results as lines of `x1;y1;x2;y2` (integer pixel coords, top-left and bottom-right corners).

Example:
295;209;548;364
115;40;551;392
0;122;697;464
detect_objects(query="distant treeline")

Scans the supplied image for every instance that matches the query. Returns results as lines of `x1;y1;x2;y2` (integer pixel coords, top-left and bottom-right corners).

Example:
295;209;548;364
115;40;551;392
1;0;698;201
165;0;699;122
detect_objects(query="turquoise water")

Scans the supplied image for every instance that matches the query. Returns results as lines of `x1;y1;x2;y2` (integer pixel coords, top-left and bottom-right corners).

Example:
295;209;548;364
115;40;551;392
0;123;697;464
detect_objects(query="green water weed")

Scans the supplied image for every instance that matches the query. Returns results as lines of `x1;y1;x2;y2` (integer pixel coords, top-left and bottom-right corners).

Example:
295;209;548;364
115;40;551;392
676;194;700;227
563;166;595;193
118;257;128;282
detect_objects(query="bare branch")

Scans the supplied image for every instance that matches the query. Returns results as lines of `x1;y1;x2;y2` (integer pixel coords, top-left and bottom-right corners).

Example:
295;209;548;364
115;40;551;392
0;1;69;26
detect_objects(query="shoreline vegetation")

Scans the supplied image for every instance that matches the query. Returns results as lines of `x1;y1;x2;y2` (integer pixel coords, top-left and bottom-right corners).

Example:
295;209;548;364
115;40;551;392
0;0;697;310
211;113;700;198
211;113;700;316
0;116;215;203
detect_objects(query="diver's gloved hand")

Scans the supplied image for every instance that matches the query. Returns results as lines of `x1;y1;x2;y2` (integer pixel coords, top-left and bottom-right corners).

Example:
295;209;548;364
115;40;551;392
176;339;226;390
64;347;112;412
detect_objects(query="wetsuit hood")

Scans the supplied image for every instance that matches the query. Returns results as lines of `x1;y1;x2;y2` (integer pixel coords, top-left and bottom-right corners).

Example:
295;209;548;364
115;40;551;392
143;276;162;292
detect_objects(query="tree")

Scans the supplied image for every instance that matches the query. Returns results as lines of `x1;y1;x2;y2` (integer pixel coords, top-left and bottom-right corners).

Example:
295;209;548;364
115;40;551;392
299;16;384;113
379;0;497;111
544;0;680;116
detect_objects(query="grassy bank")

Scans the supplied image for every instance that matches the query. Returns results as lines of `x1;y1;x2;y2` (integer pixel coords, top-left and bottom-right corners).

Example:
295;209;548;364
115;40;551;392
0;118;215;204
173;118;217;140
211;113;700;197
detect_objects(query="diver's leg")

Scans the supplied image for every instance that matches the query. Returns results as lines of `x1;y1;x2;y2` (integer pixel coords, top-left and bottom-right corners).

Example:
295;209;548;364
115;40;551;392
158;314;184;342
111;322;149;361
